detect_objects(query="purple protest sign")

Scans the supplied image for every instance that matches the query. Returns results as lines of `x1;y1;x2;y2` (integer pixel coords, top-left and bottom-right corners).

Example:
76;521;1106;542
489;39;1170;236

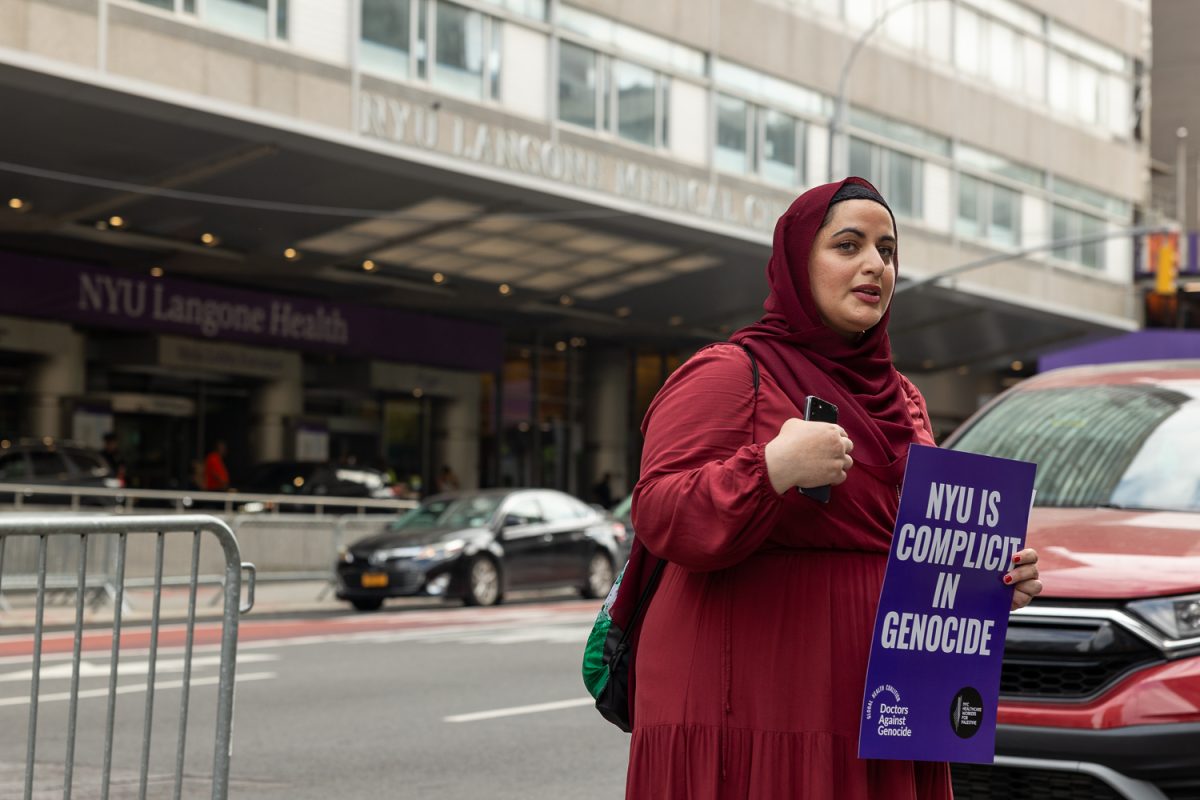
858;444;1036;764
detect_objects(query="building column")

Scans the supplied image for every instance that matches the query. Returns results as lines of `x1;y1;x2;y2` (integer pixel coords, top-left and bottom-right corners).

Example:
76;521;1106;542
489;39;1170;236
435;378;481;491
585;346;632;499
251;371;303;462
26;329;85;440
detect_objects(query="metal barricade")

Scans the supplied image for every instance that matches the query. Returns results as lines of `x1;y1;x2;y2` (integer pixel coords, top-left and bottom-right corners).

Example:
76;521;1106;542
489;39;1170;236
0;515;255;800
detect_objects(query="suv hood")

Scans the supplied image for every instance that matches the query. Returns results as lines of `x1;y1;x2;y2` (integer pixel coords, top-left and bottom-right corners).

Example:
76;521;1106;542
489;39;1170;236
1028;507;1200;599
350;526;485;552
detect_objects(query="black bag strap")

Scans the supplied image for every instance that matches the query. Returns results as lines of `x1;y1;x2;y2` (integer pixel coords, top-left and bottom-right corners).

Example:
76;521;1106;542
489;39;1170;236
619;343;761;649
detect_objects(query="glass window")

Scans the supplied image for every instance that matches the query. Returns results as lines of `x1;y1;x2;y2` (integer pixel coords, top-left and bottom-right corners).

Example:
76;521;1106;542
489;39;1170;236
30;451;69;479
989;183;1020;246
136;0;176;9
925;2;952;62
503;493;544;524
537;491;583;523
207;0;270;39
0;452;26;481
957;174;984;238
1075;63;1100;124
558;41;598;128
477;0;546;20
887;149;922;218
1107;74;1132;138
391;494;504;530
955;8;982;76
1080;213;1105;270
761;110;800;186
849;107;950;156
1048;51;1072;115
434;1;485;99
1052;203;1074;261
362;0;412;77
715;94;751;174
849;137;876;183
988;22;1018;90
950;384;1200;512
614;61;656;146
1021;36;1046;101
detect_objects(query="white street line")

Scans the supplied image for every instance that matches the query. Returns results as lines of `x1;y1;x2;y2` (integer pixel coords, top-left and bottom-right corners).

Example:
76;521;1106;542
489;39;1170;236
444;697;593;723
0;671;276;708
0;653;278;682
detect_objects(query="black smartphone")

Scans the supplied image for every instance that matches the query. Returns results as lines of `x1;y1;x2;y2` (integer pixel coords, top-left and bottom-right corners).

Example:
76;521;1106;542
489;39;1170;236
799;395;839;503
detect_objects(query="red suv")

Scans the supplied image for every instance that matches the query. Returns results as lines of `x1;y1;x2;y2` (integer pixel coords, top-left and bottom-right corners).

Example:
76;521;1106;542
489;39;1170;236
941;360;1200;800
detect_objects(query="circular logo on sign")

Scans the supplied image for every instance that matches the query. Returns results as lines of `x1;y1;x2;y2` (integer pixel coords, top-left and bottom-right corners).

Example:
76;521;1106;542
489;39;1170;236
949;687;984;739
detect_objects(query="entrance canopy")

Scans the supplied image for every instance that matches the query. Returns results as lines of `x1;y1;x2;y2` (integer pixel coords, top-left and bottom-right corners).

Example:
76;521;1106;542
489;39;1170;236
0;62;1131;374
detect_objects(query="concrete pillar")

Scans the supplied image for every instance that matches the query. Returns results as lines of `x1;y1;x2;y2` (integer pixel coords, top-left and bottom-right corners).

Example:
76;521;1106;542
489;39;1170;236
435;378;481;490
585;347;632;499
26;329;85;440
251;371;303;462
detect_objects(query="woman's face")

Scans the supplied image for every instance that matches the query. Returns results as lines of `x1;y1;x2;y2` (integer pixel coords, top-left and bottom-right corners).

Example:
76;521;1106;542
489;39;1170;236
807;199;897;340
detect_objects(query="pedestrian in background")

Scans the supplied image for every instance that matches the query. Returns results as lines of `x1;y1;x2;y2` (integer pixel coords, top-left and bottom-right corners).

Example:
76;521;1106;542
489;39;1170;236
591;472;614;508
436;465;460;493
624;178;1043;798
204;439;231;491
100;432;125;485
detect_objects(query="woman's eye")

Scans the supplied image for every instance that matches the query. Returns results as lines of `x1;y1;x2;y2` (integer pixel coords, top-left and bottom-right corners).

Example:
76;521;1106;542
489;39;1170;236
836;241;857;252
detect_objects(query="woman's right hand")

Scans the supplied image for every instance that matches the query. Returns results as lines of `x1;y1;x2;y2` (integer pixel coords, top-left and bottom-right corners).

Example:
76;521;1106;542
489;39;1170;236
763;418;854;495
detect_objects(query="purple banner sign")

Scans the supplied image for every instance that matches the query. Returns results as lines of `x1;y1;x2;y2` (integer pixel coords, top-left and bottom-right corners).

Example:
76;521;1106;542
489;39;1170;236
0;252;503;373
858;444;1037;764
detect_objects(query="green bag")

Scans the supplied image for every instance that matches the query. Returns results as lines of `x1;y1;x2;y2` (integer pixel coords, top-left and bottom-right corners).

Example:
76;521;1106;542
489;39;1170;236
581;540;665;732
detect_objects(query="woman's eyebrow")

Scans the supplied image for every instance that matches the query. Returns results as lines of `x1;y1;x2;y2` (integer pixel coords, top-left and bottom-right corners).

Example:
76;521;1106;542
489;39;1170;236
831;227;896;245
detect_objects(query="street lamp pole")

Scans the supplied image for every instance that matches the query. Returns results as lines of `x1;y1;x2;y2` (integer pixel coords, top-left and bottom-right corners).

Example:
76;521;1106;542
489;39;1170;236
827;0;940;183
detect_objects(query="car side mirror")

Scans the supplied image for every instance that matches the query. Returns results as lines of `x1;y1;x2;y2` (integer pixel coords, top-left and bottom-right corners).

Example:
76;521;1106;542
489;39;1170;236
501;514;523;529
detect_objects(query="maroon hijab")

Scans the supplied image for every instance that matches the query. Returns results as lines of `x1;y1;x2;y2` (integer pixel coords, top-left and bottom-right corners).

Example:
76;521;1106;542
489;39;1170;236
729;177;914;485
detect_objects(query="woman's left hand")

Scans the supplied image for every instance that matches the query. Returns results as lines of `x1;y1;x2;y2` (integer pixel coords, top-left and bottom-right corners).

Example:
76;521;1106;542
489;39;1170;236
1005;548;1042;611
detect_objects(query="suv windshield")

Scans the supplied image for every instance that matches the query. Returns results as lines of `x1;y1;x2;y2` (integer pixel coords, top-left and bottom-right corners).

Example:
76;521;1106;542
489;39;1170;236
390;495;503;530
949;383;1200;511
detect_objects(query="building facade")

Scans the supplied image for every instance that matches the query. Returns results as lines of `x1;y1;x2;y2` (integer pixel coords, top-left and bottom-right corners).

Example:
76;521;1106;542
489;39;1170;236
0;0;1152;499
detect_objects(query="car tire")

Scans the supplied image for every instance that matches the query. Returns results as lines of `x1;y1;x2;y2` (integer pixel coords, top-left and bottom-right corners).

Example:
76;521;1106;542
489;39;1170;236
581;551;615;599
350;597;384;612
463;556;502;607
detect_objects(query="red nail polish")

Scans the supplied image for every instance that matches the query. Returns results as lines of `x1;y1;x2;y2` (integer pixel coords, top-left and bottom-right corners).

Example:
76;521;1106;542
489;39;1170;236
1003;575;1013;585
1013;555;1021;564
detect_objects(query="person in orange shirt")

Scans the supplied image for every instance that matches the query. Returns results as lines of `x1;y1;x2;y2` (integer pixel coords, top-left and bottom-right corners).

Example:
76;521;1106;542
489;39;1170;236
204;440;231;491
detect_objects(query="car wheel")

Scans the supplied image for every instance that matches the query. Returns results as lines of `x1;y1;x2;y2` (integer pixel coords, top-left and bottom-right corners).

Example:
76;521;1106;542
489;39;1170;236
581;552;615;599
350;597;383;612
463;556;502;607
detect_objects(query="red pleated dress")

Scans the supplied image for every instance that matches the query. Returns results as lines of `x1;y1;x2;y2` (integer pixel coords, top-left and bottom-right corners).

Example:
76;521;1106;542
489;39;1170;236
626;343;952;800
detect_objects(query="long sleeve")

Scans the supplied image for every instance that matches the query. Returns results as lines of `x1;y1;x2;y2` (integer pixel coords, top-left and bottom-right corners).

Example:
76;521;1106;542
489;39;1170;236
631;345;784;572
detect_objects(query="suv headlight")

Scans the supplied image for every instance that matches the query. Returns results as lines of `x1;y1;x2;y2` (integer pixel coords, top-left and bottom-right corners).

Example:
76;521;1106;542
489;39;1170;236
418;539;466;561
1128;593;1200;640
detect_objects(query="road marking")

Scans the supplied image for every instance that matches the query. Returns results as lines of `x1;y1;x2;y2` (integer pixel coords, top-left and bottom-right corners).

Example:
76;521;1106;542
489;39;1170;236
0;653;278;682
444;697;593;723
0;671;275;708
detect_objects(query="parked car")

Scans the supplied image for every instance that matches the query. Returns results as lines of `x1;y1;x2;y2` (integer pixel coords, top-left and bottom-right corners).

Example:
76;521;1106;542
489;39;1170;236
239;461;399;510
941;360;1200;800
0;439;123;505
335;488;621;611
610;492;634;563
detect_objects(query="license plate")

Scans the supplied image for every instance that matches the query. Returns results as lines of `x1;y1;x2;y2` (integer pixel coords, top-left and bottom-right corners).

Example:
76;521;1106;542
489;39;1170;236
361;572;388;588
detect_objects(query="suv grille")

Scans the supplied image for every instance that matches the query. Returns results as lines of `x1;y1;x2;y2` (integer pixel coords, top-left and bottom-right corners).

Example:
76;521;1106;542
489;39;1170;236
1000;616;1163;700
952;764;1124;800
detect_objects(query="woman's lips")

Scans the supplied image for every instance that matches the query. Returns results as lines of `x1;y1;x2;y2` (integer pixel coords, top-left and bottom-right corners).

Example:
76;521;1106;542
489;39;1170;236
852;288;882;304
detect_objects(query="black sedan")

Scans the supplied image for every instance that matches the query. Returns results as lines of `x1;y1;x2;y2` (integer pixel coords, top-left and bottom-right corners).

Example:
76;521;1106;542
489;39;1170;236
335;488;622;611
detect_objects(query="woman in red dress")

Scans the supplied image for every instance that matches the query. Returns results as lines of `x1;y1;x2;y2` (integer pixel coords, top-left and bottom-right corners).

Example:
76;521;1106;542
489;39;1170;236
625;178;1043;799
